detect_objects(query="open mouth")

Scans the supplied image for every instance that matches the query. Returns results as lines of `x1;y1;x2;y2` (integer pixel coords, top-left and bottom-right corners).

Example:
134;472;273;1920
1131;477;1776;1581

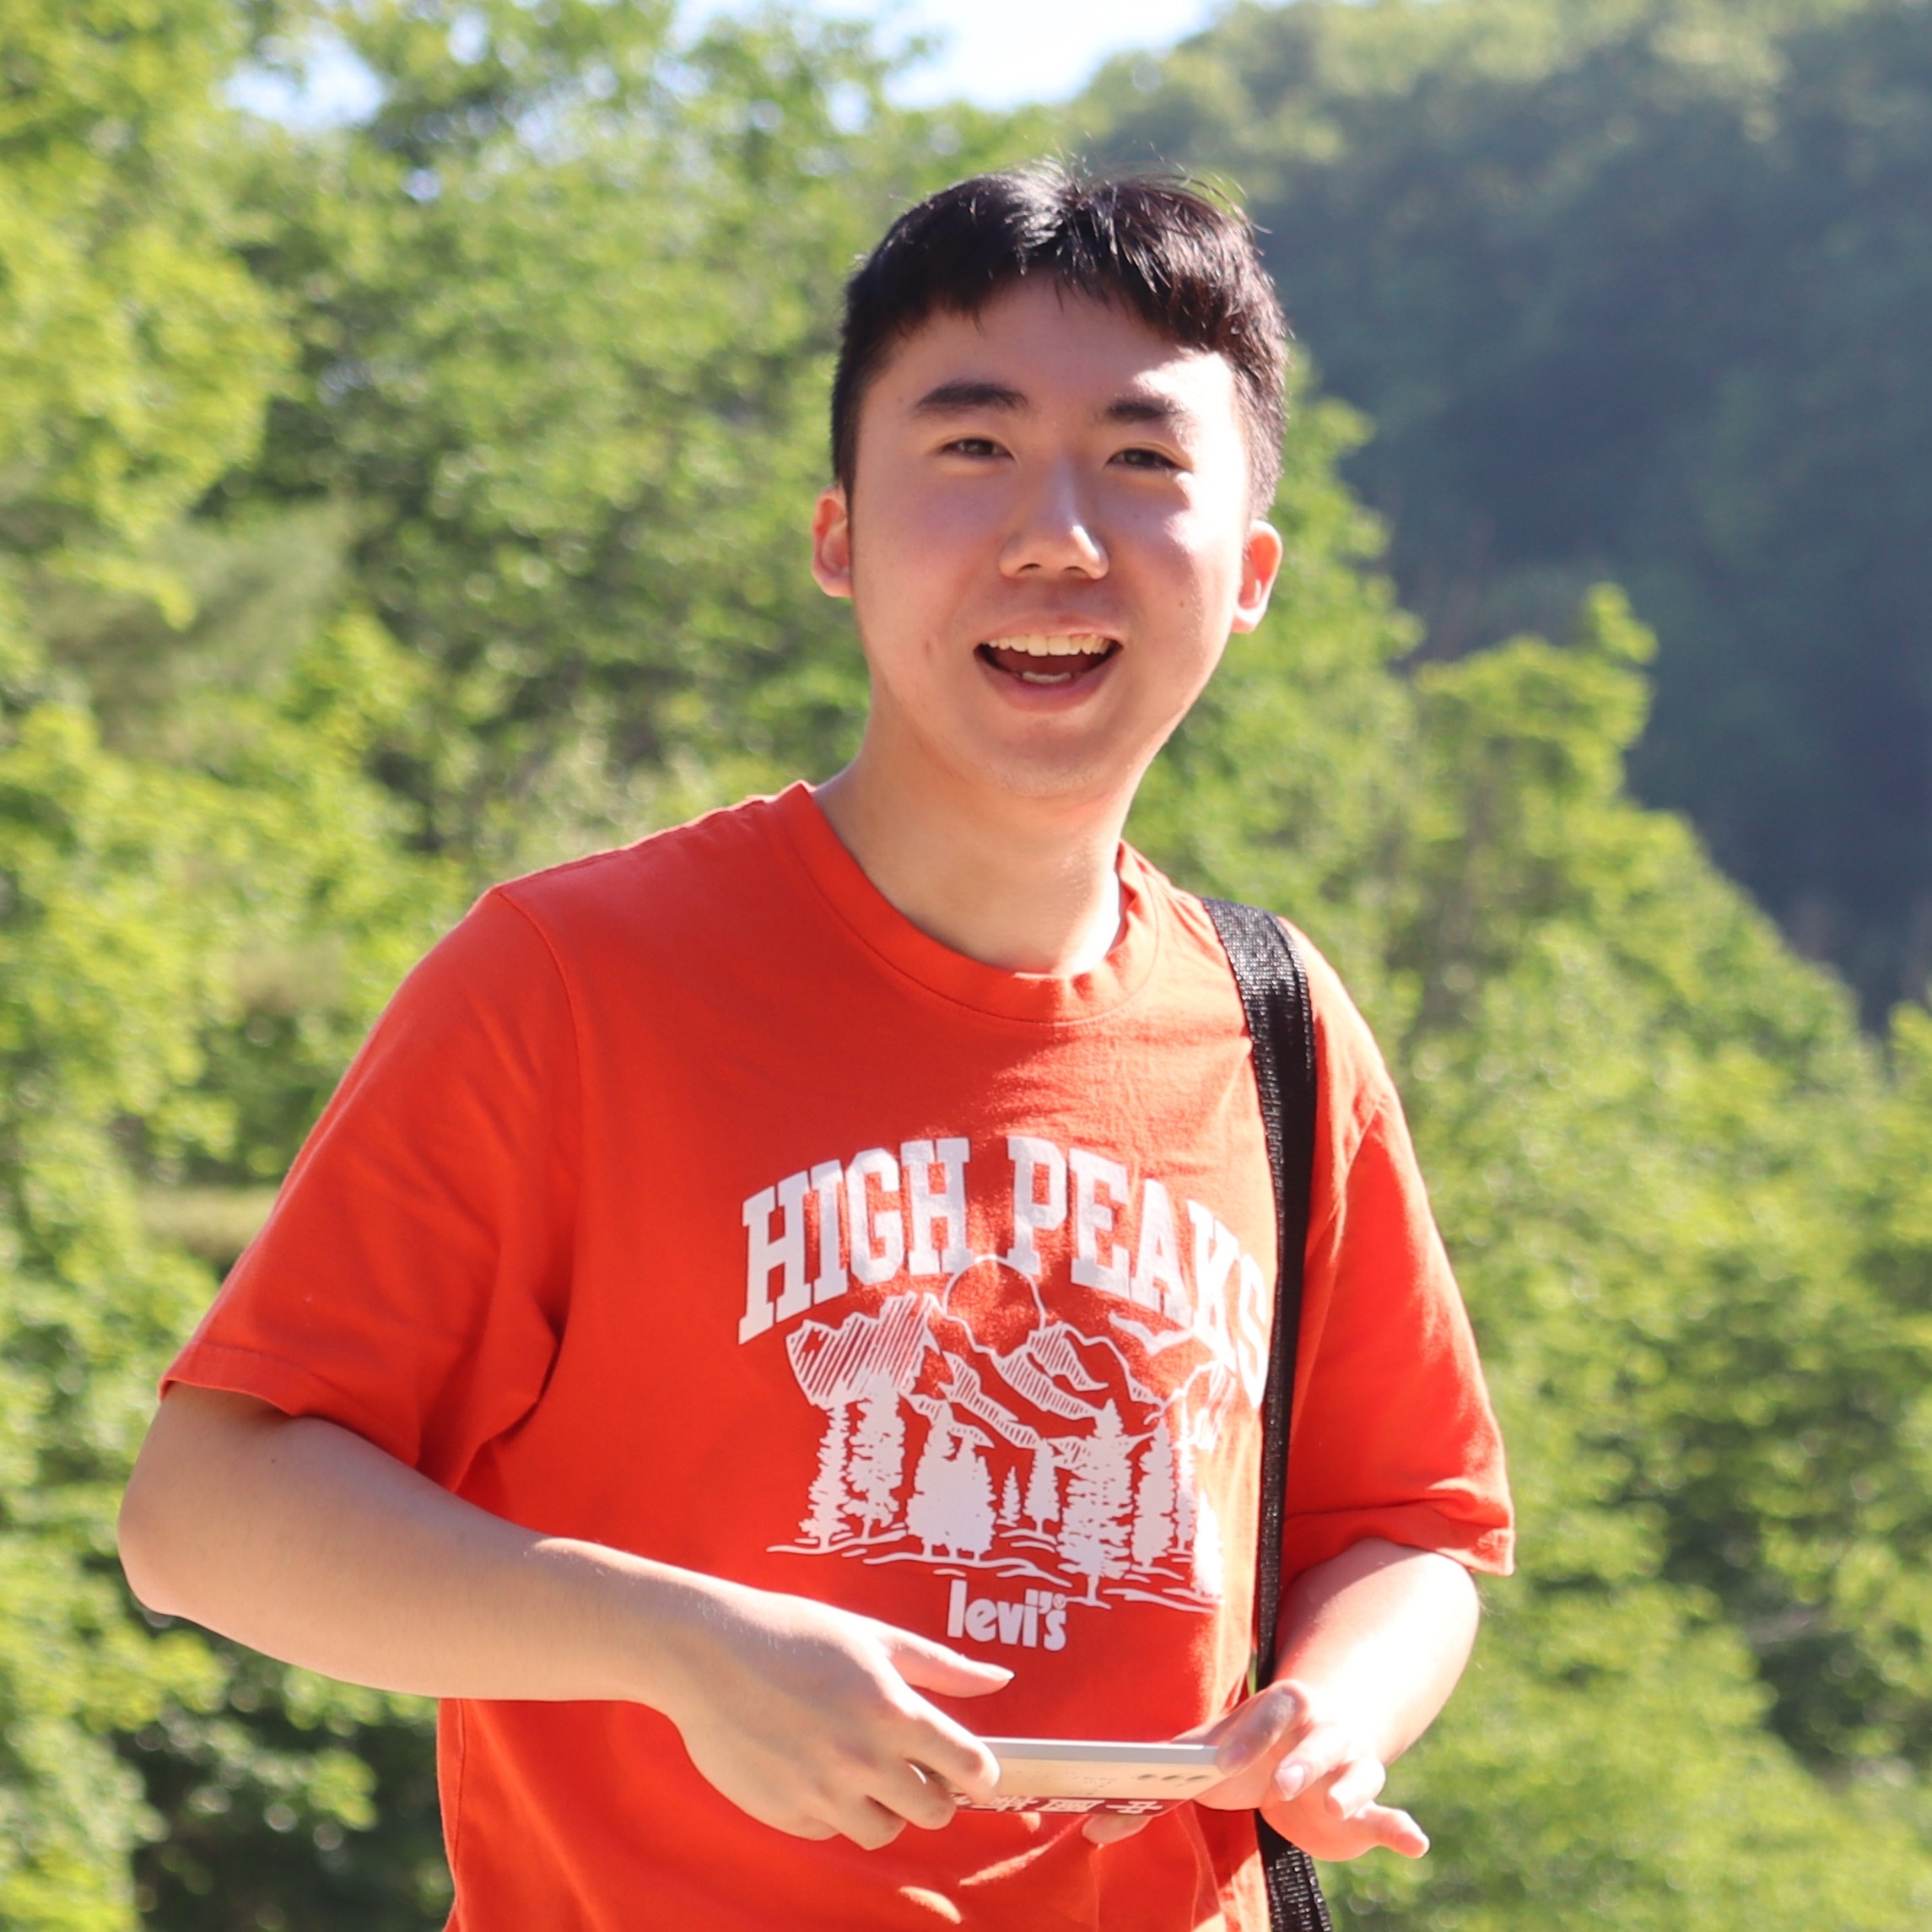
976;634;1122;687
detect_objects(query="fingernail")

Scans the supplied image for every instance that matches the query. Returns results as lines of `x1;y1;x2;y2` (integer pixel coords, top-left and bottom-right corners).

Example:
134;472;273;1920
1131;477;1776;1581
1216;1727;1265;1774
1272;1762;1308;1802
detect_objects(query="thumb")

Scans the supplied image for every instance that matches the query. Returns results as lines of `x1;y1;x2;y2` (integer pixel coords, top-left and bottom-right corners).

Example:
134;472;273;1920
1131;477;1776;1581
1084;1810;1159;1846
877;1625;1015;1698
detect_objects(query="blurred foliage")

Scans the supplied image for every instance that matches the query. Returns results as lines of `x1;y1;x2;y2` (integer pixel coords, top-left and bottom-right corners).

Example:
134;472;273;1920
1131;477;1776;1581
0;590;453;1924
0;0;284;571
1131;397;1932;1925
1082;0;1932;1021
226;0;1030;872
5;1;1932;1928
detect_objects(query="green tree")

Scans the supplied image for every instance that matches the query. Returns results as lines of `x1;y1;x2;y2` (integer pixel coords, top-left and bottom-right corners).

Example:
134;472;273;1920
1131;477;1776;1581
1;574;457;1929
227;0;1031;874
1084;0;1932;1019
5;6;1033;1923
15;3;1932;1925
1136;544;1932;1915
0;5;308;1924
0;0;283;570
0;679;227;1927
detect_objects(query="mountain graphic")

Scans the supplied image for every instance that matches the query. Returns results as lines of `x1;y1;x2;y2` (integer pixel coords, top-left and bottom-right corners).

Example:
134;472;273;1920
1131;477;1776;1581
774;1257;1240;1612
785;1291;931;1407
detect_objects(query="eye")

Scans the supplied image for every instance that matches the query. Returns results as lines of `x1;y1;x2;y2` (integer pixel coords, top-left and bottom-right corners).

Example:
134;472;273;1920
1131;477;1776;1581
1114;445;1180;471
943;435;1006;459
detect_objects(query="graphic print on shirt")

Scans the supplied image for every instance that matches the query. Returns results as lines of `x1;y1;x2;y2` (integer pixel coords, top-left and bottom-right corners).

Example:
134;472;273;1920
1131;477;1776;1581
737;1133;1271;1619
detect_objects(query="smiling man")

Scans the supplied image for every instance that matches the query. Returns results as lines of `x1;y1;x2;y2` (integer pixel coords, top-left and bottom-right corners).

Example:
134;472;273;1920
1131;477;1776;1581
117;172;1512;1931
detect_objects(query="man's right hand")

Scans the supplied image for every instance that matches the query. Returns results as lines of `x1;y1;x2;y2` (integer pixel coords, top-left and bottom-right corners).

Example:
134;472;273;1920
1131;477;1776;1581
119;1387;1006;1852
654;1582;1008;1847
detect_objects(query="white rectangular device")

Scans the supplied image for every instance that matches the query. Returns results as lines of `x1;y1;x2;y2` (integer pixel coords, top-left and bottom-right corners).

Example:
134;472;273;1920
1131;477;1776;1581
953;1738;1227;1816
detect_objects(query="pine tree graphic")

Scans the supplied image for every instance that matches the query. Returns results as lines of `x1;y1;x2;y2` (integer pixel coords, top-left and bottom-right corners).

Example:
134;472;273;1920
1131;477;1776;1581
907;1411;996;1559
1059;1401;1134;1602
800;1401;854;1548
1024;1443;1060;1531
1131;1416;1178;1569
906;1414;956;1557
999;1468;1023;1527
1190;1492;1225;1602
1172;1423;1198;1551
956;1439;996;1557
846;1376;905;1537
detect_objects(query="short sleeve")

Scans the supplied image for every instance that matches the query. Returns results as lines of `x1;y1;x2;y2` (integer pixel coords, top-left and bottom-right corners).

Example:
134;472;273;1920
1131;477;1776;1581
163;889;580;1492
1282;953;1514;1580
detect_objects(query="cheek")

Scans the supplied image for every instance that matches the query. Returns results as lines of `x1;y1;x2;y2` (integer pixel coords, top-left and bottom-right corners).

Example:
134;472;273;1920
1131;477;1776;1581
1134;515;1245;623
864;461;1004;543
855;485;999;599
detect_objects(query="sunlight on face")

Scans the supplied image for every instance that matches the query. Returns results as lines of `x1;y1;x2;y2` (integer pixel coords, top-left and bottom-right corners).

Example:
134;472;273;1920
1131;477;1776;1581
812;283;1282;811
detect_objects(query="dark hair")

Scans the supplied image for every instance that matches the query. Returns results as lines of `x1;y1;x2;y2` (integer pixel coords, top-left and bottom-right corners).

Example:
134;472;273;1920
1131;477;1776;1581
831;166;1289;509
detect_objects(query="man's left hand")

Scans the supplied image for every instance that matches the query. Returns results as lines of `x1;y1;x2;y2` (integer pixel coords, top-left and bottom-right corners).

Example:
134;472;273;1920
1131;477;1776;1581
1082;1678;1428;1859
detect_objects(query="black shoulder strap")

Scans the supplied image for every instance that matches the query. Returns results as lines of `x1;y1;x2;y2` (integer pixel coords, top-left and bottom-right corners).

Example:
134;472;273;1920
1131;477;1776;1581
1203;899;1333;1932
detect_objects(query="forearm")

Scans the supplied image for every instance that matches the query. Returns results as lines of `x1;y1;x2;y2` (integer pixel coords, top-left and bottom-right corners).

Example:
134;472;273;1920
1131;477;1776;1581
118;1385;712;1704
1272;1536;1480;1764
1150;1535;1481;1859
121;1384;1011;1848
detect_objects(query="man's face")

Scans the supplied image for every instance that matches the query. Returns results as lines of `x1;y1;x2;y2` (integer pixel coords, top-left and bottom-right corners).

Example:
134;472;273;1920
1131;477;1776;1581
812;281;1282;812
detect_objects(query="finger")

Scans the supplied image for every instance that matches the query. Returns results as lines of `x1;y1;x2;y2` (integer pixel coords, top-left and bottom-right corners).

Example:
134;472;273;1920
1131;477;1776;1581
834;1794;910;1852
888;1703;1001;1801
1083;1811;1159;1845
1352;1802;1429;1859
1269;1721;1353;1804
1324;1755;1387;1818
867;1759;961;1834
1212;1682;1306;1775
879;1627;1016;1698
777;1815;840;1842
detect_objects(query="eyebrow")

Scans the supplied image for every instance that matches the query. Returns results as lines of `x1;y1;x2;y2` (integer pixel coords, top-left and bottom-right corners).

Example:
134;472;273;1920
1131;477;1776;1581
909;381;1197;436
1104;394;1192;431
911;379;1030;416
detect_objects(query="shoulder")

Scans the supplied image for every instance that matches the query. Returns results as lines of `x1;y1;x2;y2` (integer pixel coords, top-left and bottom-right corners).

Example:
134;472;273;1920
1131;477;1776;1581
1278;921;1398;1158
486;791;792;963
1131;857;1396;1177
1228;918;1436;1259
1217;916;1401;1195
380;794;791;1047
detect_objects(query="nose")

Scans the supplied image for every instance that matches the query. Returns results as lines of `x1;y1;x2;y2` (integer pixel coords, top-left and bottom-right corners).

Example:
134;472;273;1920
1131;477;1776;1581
999;460;1108;580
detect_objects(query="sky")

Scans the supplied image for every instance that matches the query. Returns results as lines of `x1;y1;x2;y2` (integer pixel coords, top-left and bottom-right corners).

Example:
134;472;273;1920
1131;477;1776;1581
233;2;1220;125
682;1;1222;108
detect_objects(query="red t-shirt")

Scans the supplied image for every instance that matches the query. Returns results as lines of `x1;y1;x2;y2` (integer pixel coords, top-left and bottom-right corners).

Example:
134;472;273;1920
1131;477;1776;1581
166;784;1511;1932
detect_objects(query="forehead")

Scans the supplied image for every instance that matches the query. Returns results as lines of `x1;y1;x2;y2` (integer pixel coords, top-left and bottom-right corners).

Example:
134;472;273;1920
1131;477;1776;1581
865;280;1243;429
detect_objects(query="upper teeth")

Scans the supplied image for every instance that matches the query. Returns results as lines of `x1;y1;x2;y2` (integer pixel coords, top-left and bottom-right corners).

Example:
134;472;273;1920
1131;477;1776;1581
991;634;1111;656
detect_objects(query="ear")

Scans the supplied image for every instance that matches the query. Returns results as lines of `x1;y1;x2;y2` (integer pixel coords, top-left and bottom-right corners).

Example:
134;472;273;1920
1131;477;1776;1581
812;484;854;600
1228;520;1285;635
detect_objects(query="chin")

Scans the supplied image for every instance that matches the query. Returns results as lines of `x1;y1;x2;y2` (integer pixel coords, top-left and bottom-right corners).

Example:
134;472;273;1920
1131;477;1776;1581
972;742;1140;805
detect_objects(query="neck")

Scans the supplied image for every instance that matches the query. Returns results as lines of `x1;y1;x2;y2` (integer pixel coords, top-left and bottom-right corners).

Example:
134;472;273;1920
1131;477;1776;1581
813;736;1130;977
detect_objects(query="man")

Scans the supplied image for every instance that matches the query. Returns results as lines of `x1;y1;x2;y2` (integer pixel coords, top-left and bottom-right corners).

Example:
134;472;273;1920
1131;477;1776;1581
119;170;1511;1929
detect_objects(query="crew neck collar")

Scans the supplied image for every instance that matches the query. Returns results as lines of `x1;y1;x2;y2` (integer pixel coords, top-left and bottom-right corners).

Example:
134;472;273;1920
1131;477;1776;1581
765;781;1164;1025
